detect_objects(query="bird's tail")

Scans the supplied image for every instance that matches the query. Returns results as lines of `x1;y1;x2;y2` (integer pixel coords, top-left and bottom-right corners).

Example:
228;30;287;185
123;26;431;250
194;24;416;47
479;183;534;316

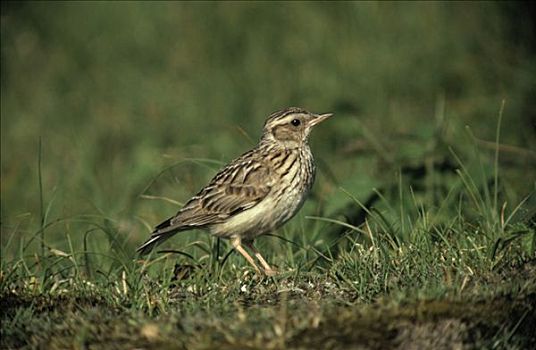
136;225;185;256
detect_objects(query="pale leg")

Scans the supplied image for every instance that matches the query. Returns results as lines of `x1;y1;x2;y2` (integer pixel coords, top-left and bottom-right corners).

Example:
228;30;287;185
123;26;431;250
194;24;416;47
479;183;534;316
244;241;278;276
230;236;261;274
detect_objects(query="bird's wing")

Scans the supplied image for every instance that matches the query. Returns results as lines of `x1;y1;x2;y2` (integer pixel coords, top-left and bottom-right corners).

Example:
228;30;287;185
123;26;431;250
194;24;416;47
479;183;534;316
156;150;274;232
137;151;274;255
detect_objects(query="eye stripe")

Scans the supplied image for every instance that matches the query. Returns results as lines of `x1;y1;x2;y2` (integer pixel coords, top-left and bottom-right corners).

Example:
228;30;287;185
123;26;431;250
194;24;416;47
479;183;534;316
265;107;310;128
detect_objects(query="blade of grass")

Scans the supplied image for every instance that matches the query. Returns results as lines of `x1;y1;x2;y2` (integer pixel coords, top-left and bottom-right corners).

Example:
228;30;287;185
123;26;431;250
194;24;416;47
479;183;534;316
493;100;505;217
38;137;45;257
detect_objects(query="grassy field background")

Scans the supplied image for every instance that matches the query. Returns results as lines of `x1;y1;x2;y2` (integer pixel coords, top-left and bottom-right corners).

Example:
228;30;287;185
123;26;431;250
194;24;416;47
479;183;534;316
1;2;535;349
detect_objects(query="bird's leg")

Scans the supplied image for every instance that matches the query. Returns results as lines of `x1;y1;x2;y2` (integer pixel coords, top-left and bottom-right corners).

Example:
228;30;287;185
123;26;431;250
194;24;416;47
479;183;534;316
244;241;278;276
230;236;261;274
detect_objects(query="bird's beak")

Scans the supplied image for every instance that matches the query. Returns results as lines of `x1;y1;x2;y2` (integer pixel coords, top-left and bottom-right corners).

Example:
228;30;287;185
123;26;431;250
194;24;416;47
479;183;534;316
309;113;333;126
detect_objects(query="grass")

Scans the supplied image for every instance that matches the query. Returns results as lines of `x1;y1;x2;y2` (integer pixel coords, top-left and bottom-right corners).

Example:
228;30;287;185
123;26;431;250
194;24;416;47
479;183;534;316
2;111;534;348
1;2;536;349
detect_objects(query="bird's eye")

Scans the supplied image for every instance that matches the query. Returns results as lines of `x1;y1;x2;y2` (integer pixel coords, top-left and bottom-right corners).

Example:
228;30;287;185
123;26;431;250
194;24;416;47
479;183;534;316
291;119;301;127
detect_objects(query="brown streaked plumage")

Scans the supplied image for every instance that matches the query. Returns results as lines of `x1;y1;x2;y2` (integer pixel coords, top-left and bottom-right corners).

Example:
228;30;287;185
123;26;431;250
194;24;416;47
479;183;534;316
137;107;332;275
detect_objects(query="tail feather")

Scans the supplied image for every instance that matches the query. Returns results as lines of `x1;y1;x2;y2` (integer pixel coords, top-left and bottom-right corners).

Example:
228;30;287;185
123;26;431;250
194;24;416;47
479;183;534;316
137;225;184;256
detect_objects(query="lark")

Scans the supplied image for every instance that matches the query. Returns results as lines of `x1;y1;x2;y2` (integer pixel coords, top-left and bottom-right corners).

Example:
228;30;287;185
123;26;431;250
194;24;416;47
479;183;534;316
137;107;332;275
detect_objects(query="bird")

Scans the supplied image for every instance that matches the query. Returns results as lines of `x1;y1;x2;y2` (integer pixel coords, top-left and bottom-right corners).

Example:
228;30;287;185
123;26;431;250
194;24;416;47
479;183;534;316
137;107;333;276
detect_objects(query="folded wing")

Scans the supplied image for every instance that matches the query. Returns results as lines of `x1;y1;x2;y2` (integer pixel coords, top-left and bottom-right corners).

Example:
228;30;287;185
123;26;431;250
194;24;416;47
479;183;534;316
137;151;273;255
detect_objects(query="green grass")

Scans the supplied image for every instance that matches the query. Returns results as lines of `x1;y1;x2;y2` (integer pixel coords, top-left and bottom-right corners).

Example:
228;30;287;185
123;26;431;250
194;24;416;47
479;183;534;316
1;2;536;349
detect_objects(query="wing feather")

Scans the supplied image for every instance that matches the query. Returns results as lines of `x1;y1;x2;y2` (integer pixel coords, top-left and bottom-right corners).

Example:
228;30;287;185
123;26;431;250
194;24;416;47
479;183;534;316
174;157;272;227
137;149;275;255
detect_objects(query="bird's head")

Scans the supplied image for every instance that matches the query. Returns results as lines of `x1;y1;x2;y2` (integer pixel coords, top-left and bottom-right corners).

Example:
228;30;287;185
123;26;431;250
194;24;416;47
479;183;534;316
261;107;333;148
